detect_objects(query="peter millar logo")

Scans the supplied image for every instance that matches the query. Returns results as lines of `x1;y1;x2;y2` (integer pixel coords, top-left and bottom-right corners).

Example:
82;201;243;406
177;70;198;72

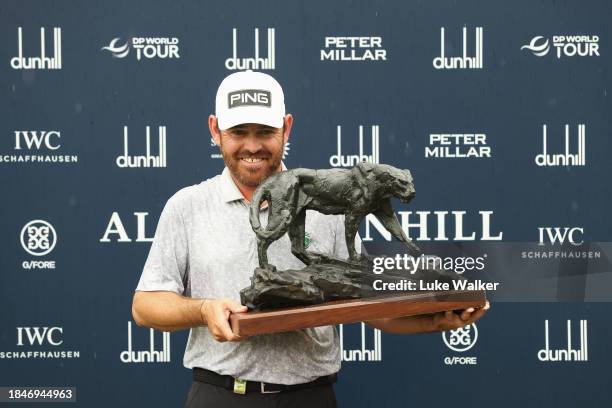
102;36;180;60
120;321;170;363
321;36;387;61
442;323;478;365
225;28;275;70
1;131;78;165
538;320;588;362
433;27;483;69
11;27;62;70
522;35;599;58
425;133;491;159
535;124;585;167
116;126;167;168
329;125;380;168
339;323;382;362
228;89;271;108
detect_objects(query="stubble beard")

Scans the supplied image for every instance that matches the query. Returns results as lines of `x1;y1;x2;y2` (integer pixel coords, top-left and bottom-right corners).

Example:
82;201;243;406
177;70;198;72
221;142;284;188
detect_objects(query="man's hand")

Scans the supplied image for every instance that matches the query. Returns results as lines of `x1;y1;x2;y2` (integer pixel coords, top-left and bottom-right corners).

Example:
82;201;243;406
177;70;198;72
432;301;490;332
201;298;248;342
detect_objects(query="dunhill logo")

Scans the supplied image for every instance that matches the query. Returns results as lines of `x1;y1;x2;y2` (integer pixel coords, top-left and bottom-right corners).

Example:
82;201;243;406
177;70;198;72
11;27;62;70
538;320;588;362
225;28;275;70
120;322;170;363
535;124;585;167
329;125;380;168
433;27;483;69
339;323;382;362
116;126;167;168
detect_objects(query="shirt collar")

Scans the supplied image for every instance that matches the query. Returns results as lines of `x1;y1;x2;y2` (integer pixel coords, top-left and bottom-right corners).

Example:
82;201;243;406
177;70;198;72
219;162;287;203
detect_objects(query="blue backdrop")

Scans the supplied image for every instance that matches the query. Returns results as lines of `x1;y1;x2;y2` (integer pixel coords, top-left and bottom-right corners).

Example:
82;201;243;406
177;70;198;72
1;0;611;406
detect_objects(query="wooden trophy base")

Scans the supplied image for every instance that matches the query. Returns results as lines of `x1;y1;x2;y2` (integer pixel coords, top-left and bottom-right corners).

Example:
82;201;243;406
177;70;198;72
230;290;487;336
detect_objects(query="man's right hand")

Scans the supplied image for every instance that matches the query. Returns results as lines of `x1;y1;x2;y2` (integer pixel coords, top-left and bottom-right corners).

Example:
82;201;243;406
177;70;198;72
200;298;248;342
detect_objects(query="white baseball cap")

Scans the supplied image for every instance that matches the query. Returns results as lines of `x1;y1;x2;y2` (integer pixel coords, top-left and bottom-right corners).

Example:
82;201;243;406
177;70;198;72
215;70;286;130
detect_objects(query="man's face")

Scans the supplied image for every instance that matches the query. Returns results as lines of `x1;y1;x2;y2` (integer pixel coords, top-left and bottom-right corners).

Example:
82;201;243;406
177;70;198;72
218;122;286;188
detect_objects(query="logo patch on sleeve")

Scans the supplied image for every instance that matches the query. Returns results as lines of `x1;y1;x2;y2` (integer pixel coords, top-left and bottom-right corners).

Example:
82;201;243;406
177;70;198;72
304;232;312;249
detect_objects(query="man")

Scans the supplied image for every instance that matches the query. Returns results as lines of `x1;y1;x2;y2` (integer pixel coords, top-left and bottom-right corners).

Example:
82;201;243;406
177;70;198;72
132;70;489;408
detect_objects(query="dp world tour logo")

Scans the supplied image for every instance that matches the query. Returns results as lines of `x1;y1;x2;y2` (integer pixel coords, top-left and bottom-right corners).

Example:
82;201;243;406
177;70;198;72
20;220;57;257
102;38;130;58
442;323;478;352
522;35;599;58
521;36;550;56
102;37;180;60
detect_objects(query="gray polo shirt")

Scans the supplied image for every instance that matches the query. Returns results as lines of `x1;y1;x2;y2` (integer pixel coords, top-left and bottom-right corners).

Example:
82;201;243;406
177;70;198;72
136;167;360;384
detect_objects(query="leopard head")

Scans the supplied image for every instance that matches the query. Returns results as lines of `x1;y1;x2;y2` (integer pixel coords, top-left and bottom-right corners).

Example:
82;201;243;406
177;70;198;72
373;164;416;203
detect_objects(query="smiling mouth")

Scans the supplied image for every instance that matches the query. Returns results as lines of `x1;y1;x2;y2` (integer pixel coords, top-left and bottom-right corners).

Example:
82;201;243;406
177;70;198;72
240;157;266;163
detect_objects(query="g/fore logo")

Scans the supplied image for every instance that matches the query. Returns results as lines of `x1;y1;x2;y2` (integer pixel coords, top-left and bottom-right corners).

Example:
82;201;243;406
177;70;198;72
442;323;478;365
228;90;271;108
329;125;380;168
321;37;387;61
1;131;78;164
11;27;62;70
20;220;57;270
102;37;180;60
20;219;57;256
0;327;80;359
225;28;275;70
522;35;599;58
434;27;483;69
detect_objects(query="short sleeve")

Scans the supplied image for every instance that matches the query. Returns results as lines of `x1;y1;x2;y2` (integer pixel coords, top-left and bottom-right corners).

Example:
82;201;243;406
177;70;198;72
333;214;363;259
135;196;189;294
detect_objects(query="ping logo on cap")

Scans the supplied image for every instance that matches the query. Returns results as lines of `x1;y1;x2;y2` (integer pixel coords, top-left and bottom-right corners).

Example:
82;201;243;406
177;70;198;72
228;89;271;108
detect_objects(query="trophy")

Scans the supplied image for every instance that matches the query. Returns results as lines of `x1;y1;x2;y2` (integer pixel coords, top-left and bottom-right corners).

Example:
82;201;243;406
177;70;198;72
231;162;486;335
